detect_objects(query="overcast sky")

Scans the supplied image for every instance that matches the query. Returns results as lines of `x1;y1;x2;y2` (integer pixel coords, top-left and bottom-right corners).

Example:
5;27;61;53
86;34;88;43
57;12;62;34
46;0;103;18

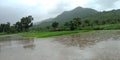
0;0;120;24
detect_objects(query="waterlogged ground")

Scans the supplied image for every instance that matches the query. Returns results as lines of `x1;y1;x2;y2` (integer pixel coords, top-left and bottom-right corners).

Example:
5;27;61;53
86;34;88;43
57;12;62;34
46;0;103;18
0;30;120;60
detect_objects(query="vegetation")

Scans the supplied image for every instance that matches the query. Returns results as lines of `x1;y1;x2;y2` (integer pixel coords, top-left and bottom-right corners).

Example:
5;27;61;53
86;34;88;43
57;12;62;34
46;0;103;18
1;7;120;37
0;22;10;33
21;30;91;38
82;24;120;30
64;18;81;30
33;7;120;31
0;32;7;35
51;22;59;31
15;16;33;32
81;9;120;26
0;15;33;34
34;7;98;28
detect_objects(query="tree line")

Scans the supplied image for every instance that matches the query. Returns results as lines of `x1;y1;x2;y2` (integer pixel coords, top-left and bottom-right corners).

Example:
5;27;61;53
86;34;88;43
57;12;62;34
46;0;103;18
43;9;120;31
44;16;120;31
31;9;120;31
0;16;33;33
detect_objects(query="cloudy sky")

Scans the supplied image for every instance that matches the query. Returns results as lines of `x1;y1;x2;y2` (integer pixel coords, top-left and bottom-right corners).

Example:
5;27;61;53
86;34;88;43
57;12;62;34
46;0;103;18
0;0;120;24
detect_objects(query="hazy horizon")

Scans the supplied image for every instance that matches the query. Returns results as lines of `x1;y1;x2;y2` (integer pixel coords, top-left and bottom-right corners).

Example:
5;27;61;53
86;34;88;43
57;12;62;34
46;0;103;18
0;0;120;24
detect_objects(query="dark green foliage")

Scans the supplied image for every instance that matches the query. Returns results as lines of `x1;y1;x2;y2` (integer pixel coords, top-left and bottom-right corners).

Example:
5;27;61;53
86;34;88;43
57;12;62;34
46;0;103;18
15;21;22;32
82;24;120;30
20;16;33;32
14;15;33;32
63;9;120;30
51;22;59;31
73;18;81;27
64;18;81;30
0;22;11;33
69;21;76;30
0;15;33;33
46;26;50;30
83;9;120;25
83;20;90;26
10;26;16;33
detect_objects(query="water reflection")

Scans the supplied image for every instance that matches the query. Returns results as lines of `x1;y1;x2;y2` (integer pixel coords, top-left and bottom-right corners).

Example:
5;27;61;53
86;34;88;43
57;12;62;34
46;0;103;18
0;30;120;60
0;45;1;52
22;40;35;49
0;36;35;51
55;34;96;47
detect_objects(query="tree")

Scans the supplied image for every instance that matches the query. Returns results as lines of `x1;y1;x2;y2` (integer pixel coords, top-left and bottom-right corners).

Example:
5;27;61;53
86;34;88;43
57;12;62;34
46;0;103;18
14;15;33;32
10;26;16;33
64;18;81;30
84;20;90;26
15;21;22;32
69;21;76;30
64;22;70;30
73;18;81;26
46;26;50;31
5;22;11;33
20;16;33;32
0;16;33;33
0;22;11;33
64;22;69;27
52;22;59;31
73;18;81;29
0;25;1;32
0;24;5;32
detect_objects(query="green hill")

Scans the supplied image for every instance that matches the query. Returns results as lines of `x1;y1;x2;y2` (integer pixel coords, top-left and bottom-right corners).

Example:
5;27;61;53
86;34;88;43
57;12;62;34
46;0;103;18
33;7;120;30
81;9;120;26
34;7;98;28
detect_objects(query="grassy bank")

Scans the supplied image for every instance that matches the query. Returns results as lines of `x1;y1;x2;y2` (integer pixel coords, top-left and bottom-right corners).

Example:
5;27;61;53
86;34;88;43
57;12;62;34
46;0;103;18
83;24;120;30
1;24;120;38
0;32;7;36
21;30;91;38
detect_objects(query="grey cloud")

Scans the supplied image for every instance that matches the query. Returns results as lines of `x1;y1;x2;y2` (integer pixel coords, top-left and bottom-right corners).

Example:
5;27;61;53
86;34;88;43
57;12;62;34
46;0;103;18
0;6;29;24
0;0;49;24
96;0;119;9
48;2;70;16
0;1;35;24
0;0;120;24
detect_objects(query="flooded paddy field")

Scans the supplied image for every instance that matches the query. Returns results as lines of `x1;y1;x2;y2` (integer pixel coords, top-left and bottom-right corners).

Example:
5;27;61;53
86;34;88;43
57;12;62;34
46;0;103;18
56;30;120;47
0;30;120;60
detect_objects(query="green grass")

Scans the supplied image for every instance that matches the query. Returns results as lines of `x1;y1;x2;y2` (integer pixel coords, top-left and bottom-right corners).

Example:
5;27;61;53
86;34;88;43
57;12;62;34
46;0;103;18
100;24;120;30
1;24;120;38
83;24;120;30
21;30;91;38
0;32;7;36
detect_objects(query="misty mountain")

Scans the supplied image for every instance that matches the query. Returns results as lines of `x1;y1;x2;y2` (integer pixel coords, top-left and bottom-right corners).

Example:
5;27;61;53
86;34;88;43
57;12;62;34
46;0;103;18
35;7;98;28
82;9;120;25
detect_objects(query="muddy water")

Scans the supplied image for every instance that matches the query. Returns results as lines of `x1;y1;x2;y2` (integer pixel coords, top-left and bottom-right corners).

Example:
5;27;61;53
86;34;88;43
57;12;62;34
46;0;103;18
55;30;120;47
0;30;120;60
0;36;83;60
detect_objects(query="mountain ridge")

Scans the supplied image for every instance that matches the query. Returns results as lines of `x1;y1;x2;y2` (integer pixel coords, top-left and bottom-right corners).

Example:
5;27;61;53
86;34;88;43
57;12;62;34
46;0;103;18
34;7;98;28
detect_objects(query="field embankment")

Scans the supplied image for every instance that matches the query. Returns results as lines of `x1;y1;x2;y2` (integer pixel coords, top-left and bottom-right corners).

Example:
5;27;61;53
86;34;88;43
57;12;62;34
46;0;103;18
20;30;91;38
